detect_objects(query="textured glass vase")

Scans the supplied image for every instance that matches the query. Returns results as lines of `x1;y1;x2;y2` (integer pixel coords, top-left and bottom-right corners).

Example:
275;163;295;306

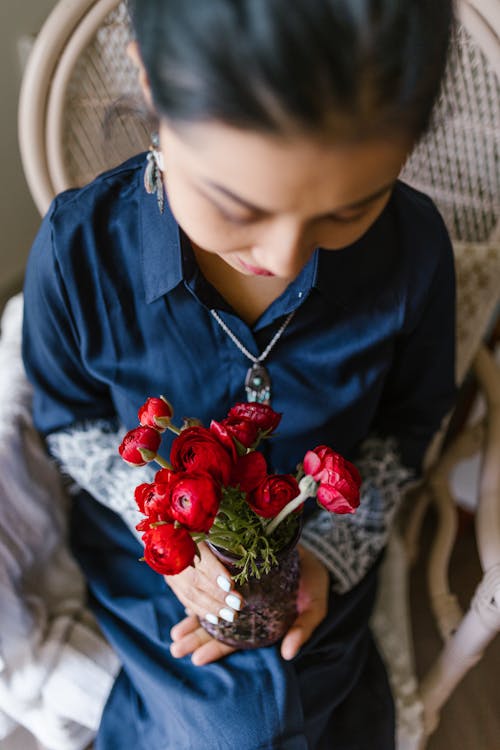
200;534;300;649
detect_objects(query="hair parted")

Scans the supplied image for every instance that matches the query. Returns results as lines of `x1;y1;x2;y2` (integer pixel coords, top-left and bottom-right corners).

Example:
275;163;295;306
128;0;454;141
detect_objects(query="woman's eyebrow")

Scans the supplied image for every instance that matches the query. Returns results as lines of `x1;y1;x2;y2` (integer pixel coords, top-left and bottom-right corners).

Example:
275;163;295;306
202;178;396;218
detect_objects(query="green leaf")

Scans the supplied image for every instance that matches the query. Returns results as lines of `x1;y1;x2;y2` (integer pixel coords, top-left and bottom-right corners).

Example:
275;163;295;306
206;486;299;584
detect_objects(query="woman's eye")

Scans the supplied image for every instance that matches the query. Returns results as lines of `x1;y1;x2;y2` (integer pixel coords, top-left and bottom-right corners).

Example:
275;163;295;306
213;198;367;227
216;205;258;226
326;211;366;224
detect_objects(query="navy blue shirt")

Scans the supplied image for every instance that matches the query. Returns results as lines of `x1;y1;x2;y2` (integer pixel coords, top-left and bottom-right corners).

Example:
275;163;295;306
22;153;456;474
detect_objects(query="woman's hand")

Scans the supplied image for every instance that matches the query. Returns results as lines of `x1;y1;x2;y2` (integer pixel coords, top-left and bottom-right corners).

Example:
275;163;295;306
280;544;330;660
170;613;237;666
168;542;329;666
165;541;243;665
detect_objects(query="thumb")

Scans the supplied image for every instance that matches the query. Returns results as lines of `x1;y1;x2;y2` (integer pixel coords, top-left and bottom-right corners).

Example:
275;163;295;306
280;609;318;661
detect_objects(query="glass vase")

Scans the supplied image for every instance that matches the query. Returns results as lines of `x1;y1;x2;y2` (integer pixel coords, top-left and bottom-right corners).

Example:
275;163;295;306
200;532;300;649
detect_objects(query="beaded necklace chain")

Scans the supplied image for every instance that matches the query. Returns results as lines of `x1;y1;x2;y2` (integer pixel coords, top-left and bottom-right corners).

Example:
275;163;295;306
210;309;296;404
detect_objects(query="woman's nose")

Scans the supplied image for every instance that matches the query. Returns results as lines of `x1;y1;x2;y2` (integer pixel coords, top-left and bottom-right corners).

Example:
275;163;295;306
253;219;313;278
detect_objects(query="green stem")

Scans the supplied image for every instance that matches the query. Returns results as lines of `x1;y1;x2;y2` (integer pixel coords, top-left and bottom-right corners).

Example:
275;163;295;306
214;507;243;525
167;424;182;436
265;475;318;536
208;533;245;549
154;454;173;469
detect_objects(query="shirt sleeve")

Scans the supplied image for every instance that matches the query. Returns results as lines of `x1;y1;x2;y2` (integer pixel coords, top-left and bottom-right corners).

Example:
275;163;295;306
371;213;457;473
22;202;116;436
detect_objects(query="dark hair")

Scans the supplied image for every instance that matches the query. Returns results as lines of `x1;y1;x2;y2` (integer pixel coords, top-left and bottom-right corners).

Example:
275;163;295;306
129;0;454;141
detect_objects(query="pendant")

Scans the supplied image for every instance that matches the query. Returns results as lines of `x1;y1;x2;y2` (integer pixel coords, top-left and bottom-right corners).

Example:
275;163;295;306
245;363;272;404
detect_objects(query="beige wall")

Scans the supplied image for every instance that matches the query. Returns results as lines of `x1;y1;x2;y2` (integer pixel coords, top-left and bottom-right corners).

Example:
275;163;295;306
0;0;57;298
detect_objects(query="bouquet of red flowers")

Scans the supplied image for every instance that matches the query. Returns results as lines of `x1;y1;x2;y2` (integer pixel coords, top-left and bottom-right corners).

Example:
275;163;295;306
119;396;362;586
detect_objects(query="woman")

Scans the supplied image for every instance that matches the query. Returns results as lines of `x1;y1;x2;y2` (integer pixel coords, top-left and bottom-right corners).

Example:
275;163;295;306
23;1;456;747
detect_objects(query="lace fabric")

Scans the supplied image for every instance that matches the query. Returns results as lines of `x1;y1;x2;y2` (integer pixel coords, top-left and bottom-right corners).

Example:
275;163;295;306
46;419;154;542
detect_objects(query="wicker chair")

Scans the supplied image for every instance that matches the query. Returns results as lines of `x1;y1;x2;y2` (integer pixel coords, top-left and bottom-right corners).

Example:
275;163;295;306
16;1;500;748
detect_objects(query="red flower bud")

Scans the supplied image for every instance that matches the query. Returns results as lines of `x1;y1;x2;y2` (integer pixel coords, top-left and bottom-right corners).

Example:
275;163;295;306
143;523;197;575
170;426;234;484
211;417;259;452
169;472;221;533
303;446;361;514
316;480;360;514
248;474;300;518
227;402;281;434
118;426;161;466
230;451;268;493
154;468;176;484
138;396;173;432
134;482;173;520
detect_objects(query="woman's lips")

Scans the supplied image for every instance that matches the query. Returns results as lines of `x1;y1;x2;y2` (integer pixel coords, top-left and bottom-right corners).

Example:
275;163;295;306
238;258;275;276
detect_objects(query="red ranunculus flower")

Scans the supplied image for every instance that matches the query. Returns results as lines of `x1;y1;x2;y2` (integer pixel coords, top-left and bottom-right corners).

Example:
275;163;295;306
210;417;259;453
154;468;176;484
143;523;197;575
227;403;281;434
118;426;161;466
134;482;173;520
303;446;361;514
168;472;221;533
170;426;234;484
248;474;300;518
138;396;173;432
230;451;268;493
136;517;153;535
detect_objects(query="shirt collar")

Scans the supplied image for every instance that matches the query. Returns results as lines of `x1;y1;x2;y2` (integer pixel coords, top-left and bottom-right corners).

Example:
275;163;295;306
140;162;184;303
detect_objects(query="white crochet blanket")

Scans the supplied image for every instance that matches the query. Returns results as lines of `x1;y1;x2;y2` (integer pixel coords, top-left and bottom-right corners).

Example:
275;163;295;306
0;294;119;750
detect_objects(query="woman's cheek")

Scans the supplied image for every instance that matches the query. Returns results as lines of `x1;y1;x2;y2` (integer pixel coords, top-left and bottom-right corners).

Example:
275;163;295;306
164;182;246;252
317;196;392;251
180;203;249;252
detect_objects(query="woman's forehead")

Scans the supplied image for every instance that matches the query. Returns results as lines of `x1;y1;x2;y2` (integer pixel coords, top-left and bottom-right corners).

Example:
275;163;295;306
160;119;410;215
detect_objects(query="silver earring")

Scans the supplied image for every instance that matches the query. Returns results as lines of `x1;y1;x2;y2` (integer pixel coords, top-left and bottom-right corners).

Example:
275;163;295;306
144;133;164;214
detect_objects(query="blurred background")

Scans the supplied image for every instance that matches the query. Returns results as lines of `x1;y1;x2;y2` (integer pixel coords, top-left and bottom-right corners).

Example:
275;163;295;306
0;0;57;302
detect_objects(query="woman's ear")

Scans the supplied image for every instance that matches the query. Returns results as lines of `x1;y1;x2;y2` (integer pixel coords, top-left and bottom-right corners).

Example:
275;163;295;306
127;40;155;111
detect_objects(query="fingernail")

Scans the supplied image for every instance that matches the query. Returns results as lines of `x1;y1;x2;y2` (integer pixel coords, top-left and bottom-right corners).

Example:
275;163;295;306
225;594;242;611
219;607;235;623
205;612;219;625
216;575;231;592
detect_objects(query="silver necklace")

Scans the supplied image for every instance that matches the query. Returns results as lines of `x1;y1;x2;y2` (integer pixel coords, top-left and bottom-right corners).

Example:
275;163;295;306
210;309;296;404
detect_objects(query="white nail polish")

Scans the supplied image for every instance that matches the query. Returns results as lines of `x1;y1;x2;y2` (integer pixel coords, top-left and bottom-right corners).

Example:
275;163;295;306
205;613;219;625
225;594;242;611
216;575;231;592
219;607;235;623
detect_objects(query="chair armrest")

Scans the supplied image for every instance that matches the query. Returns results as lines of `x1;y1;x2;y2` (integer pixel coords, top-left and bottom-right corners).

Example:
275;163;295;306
473;346;500;574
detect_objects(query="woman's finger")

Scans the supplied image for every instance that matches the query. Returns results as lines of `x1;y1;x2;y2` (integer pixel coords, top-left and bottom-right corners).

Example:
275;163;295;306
191;635;236;666
165;542;244;622
280;545;330;660
170;624;211;658
280;607;322;661
191;542;243;604
170;623;237;665
171;614;199;641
